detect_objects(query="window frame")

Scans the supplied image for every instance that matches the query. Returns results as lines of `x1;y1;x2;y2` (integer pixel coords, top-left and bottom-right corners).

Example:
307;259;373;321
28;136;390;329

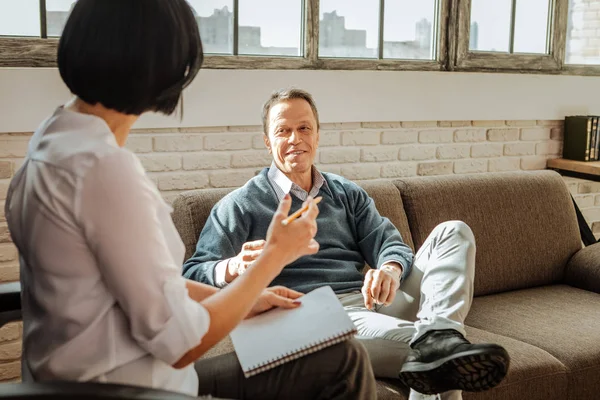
0;0;448;71
451;0;565;72
0;0;599;76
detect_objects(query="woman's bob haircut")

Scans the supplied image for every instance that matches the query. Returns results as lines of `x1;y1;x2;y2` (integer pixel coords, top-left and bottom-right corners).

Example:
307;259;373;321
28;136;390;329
58;0;203;116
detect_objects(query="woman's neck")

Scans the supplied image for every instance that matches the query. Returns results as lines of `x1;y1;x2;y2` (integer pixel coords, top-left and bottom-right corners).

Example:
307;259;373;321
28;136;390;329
64;97;138;147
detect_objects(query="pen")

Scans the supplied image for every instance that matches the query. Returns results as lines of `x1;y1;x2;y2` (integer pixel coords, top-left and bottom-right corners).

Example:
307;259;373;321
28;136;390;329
281;197;322;226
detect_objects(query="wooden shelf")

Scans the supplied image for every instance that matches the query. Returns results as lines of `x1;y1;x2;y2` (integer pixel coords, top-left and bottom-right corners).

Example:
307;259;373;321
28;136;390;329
547;158;600;176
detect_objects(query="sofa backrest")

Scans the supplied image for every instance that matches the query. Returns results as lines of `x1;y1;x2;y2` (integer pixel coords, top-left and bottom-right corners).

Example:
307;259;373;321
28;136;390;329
171;179;414;262
172;187;234;260
394;170;582;297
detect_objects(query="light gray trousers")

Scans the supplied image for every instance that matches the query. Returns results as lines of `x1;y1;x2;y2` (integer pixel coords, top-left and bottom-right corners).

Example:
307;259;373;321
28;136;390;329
339;221;476;400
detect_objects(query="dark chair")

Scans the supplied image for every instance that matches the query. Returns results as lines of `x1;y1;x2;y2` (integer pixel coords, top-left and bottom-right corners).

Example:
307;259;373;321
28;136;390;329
0;282;196;400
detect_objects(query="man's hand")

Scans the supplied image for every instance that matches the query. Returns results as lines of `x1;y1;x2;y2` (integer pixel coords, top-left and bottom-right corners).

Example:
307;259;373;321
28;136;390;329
246;286;304;318
226;240;266;282
361;263;402;310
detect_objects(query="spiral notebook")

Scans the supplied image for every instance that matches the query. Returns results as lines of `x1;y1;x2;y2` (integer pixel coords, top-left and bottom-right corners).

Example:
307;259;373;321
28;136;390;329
230;285;357;378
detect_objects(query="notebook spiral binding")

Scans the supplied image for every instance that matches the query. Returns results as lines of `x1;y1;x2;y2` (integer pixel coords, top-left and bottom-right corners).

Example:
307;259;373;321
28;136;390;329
243;327;358;378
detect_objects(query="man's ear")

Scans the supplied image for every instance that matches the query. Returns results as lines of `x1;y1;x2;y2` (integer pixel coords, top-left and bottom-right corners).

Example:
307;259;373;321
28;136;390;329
263;135;272;154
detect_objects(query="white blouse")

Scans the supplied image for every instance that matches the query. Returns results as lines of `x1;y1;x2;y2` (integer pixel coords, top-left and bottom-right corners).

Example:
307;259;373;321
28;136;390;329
5;107;210;397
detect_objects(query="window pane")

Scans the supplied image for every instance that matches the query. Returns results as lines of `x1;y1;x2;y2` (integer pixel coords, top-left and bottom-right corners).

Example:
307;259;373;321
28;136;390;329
238;0;302;56
47;0;77;37
469;0;512;52
189;0;234;54
319;0;379;58
513;0;550;54
0;0;40;37
566;0;600;65
383;0;437;60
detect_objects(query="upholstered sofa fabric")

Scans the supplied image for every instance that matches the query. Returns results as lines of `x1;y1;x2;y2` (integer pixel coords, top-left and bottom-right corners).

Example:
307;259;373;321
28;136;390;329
394;171;582;296
466;285;600;400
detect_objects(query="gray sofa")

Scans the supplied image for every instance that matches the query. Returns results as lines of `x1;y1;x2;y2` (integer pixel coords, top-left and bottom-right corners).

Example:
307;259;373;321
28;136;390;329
172;170;600;400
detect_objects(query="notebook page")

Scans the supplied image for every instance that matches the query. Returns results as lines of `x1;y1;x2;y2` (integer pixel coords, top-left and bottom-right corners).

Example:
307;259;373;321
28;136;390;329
230;286;355;374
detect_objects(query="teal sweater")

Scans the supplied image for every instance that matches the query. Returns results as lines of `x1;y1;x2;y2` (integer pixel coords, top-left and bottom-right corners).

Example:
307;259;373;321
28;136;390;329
182;169;414;293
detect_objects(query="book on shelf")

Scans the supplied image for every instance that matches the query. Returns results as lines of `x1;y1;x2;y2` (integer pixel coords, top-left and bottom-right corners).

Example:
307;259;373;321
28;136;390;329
563;115;599;162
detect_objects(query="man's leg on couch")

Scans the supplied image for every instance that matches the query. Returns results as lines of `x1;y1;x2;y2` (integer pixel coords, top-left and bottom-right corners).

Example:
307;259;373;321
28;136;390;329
194;338;376;400
339;293;457;400
395;220;509;395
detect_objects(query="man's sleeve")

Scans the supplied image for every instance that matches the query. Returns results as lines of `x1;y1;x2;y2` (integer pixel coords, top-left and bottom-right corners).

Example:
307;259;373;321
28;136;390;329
350;185;414;281
182;199;249;286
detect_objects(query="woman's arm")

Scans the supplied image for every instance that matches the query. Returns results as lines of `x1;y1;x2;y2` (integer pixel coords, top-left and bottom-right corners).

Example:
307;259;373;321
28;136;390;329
173;195;320;368
184;280;218;302
80;151;319;369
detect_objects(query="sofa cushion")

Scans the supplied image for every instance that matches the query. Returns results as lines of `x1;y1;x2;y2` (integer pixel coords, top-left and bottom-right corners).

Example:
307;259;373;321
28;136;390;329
394;171;582;296
466;284;600;400
462;326;568;400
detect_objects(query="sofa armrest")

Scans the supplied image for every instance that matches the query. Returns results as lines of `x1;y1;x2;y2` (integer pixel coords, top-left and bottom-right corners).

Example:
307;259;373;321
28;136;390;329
564;243;600;294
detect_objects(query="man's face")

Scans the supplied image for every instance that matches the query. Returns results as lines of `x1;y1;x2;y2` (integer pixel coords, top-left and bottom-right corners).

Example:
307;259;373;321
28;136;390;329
264;98;319;177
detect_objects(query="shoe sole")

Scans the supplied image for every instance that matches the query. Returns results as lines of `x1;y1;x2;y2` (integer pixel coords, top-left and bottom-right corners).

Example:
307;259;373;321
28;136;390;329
398;346;510;395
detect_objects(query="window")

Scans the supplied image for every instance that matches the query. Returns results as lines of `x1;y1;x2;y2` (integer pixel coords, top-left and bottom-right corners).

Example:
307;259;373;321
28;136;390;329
1;0;599;75
319;0;379;58
383;0;438;60
318;0;439;61
47;0;77;37
189;0;234;54
238;0;303;56
188;0;304;57
0;1;41;37
469;0;551;54
454;0;562;71
565;0;600;65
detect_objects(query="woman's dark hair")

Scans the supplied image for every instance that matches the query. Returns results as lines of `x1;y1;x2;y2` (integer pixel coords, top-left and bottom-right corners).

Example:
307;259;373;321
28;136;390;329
58;0;203;116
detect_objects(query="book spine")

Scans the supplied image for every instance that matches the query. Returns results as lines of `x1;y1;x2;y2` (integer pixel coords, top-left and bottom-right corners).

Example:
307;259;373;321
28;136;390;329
586;117;592;161
591;117;597;161
593;116;600;161
563;116;591;161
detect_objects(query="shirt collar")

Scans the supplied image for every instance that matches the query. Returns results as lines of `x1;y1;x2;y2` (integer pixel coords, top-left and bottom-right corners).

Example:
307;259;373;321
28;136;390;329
267;161;331;202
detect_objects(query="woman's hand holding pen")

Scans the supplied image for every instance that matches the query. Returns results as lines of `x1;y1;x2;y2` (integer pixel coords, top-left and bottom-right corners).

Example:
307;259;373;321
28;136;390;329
262;194;320;270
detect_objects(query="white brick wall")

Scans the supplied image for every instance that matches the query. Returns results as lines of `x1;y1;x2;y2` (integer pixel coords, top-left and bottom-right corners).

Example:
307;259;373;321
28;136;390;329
2;117;599;383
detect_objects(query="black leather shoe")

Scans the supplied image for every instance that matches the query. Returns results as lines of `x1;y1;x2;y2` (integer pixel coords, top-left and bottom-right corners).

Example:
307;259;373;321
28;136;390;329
398;329;510;395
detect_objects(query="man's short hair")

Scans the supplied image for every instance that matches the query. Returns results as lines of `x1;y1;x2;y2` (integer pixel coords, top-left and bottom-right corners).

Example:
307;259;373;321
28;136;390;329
58;0;203;116
262;88;320;134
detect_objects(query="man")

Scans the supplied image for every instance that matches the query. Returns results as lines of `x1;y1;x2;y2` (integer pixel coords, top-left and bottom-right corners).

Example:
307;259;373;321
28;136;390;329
183;88;509;399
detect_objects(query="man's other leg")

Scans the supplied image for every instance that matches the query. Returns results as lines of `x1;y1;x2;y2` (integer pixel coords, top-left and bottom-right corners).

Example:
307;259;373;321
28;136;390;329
392;220;476;339
340;292;459;400
393;221;508;395
194;338;376;400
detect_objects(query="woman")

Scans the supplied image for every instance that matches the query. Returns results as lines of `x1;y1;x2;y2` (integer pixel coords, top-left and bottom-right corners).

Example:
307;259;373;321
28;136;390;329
4;1;375;399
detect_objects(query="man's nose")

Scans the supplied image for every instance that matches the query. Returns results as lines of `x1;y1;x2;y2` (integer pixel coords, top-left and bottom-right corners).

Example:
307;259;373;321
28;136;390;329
288;130;301;144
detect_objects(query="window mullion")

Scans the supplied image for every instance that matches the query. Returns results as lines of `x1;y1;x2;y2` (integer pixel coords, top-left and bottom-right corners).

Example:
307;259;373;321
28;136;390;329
39;0;47;39
305;0;319;64
546;0;554;53
232;0;239;56
508;0;517;54
378;0;385;59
